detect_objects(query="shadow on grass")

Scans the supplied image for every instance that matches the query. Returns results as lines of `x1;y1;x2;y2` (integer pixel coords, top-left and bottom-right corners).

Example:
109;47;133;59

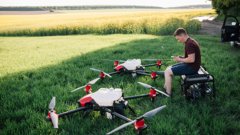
0;36;239;135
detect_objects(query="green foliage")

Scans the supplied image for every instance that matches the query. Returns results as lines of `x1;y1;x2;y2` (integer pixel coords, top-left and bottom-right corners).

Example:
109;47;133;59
212;0;240;16
0;35;239;134
185;20;202;34
158;18;185;35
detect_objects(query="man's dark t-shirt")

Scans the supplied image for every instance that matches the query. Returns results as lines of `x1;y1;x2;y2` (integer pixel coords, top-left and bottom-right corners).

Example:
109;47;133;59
184;37;201;71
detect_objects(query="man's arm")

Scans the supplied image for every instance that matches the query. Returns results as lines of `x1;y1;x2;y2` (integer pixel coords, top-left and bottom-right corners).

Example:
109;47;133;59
174;53;195;63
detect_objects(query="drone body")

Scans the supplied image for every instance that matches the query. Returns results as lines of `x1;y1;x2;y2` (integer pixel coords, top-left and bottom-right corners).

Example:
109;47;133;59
92;58;164;81
47;82;169;134
79;88;125;107
46;58;170;134
114;59;143;72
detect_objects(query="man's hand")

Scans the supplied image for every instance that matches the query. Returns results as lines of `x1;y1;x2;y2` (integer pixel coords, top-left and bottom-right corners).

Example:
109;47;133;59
172;54;195;63
173;56;182;62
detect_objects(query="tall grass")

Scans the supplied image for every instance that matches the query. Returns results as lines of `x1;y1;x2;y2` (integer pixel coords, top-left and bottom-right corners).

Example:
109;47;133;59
0;18;202;36
0;9;214;36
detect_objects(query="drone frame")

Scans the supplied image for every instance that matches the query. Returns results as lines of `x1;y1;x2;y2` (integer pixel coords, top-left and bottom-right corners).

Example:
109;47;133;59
47;82;168;134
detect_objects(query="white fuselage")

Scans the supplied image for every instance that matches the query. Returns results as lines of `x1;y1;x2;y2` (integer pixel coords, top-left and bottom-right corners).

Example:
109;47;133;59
120;59;142;71
89;88;123;106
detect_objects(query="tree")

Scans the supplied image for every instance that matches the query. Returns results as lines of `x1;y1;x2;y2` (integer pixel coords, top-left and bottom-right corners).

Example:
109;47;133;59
211;0;240;16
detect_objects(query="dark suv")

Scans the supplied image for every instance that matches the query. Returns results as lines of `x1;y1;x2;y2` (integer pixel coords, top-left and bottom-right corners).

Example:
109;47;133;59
221;15;240;47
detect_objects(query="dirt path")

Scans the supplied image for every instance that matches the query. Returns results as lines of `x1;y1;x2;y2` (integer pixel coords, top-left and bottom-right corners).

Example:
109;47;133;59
199;20;223;36
192;15;223;36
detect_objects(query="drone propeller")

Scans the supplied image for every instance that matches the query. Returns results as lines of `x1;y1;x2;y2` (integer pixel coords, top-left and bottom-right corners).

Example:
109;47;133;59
142;105;166;118
103;59;126;63
48;97;58;128
137;82;170;97
107;105;166;135
71;78;100;92
141;59;159;61
107;120;136;135
90;68;112;78
49;97;56;111
137;82;152;89
142;58;172;61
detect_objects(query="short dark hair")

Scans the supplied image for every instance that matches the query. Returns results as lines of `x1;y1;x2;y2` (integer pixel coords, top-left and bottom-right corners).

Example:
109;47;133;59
173;28;187;36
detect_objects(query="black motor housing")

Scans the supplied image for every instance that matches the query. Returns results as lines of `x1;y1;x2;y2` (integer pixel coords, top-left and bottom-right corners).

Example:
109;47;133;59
185;83;214;101
181;66;215;101
113;100;127;115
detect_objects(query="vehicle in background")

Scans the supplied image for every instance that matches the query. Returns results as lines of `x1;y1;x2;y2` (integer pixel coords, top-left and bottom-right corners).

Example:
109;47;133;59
221;15;240;47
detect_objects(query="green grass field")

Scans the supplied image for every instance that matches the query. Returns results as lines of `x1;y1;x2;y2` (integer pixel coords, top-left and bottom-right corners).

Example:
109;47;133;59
0;34;156;77
0;34;239;135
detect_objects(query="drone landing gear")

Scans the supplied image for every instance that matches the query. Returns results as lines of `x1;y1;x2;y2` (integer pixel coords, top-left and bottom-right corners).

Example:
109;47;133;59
106;112;113;120
132;73;137;78
135;128;147;135
127;104;137;116
150;97;156;102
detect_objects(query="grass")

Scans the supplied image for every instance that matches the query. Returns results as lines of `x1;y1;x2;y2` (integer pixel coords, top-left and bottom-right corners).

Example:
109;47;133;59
0;34;156;77
0;34;239;135
0;9;215;36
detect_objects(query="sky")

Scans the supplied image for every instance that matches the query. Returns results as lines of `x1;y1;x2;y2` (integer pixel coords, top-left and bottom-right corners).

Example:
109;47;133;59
0;0;211;7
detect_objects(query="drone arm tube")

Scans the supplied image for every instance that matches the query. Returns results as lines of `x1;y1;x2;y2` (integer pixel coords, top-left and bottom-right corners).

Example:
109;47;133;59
58;107;89;118
142;63;156;67
138;70;151;73
109;72;118;75
104;108;132;122
125;93;162;100
156;71;165;75
124;94;149;100
135;71;151;76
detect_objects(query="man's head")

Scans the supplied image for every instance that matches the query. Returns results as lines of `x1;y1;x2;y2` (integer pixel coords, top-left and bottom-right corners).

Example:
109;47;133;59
173;28;189;43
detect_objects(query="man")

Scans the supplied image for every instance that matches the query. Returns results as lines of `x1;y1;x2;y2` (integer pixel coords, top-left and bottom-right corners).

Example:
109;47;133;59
164;28;201;96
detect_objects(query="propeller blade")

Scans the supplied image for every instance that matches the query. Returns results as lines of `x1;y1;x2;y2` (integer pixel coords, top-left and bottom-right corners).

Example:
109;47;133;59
142;105;166;119
71;85;86;92
107;105;166;134
50;112;58;128
103;72;112;78
102;59;115;62
90;68;102;72
154;88;170;97
90;68;112;78
142;58;172;61
137;82;169;97
118;60;126;63
49;97;56;111
102;59;125;63
71;78;100;93
88;78;100;85
106;120;136;135
142;59;158;61
137;82;152;89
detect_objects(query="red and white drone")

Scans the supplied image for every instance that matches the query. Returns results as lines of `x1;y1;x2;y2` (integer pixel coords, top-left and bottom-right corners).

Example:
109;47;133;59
90;59;167;80
47;81;169;134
